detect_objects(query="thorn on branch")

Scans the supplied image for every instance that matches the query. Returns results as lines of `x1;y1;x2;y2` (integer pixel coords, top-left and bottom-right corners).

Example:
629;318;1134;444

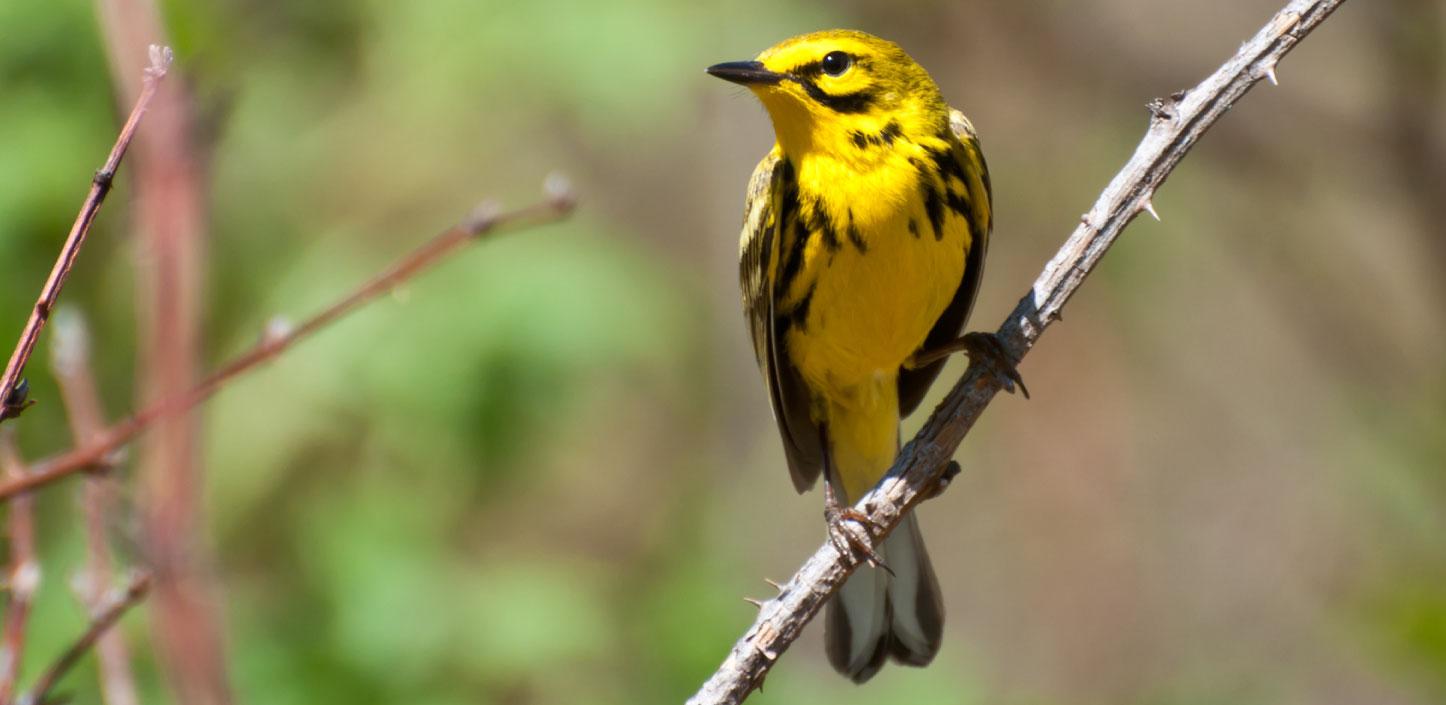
743;597;765;609
1142;197;1161;221
1260;57;1281;85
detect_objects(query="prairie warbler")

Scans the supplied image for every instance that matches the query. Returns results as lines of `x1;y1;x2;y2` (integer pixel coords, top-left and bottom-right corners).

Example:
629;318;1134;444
710;30;1008;682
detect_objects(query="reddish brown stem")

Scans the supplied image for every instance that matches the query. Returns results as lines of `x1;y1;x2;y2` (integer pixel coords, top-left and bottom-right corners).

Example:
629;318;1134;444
0;194;573;503
0;435;39;705
0;47;171;424
50;312;139;705
16;573;150;705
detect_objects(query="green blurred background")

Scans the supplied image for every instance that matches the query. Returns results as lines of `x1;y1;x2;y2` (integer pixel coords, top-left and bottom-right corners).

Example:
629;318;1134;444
1;0;1443;703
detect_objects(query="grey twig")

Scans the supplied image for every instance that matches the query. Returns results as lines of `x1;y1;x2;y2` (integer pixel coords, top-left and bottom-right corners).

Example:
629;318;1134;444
687;1;1348;703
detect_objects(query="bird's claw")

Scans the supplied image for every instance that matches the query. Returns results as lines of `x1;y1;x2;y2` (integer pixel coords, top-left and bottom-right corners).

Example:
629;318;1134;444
824;496;892;575
911;331;1028;399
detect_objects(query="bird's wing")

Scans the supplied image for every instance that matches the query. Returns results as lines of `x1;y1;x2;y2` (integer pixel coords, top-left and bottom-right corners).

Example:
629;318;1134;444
898;108;995;416
741;151;824;493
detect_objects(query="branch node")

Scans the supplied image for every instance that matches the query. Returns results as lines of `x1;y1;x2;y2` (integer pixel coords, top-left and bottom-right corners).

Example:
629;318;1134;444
543;172;577;212
145;45;174;80
261;316;295;349
461;200;503;235
11;562;41;599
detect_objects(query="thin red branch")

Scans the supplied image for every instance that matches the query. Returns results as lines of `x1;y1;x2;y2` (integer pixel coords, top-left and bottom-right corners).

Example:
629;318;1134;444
0;192;574;503
97;8;218;702
0;435;39;705
16;572;150;705
50;312;139;705
0;46;172;424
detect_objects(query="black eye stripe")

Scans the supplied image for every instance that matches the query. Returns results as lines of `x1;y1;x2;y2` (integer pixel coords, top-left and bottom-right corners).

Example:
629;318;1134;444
790;61;824;78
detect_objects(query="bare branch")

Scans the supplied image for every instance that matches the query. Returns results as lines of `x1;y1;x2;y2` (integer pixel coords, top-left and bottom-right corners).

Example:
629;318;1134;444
0;190;575;503
0;435;40;704
16;572;151;705
50;311;140;705
0;47;170;424
687;1;1348;702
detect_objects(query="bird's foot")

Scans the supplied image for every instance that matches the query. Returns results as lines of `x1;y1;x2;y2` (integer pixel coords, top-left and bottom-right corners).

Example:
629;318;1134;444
910;331;1029;399
824;482;891;574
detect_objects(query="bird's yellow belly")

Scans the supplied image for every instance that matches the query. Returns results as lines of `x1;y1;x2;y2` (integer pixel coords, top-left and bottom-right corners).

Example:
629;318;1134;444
787;211;968;403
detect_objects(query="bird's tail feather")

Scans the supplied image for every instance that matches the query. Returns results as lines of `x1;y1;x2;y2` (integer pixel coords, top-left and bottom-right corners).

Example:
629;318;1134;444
824;512;944;682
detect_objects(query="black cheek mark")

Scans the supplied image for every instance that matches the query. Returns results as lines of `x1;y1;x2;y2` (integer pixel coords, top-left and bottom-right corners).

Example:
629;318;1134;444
881;120;902;145
851;119;904;150
795;78;877;114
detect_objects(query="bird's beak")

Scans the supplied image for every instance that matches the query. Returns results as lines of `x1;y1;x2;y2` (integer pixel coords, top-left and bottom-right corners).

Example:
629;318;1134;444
706;60;784;86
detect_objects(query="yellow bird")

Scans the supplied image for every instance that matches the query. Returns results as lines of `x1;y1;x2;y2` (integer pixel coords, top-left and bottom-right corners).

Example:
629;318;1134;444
709;30;1002;682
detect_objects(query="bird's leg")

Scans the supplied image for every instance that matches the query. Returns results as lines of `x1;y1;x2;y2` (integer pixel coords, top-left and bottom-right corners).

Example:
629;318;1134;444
824;479;890;574
909;331;1029;399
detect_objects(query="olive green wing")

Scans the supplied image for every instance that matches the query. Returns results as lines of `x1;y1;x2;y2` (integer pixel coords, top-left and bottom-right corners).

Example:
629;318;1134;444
740;151;824;493
899;109;994;417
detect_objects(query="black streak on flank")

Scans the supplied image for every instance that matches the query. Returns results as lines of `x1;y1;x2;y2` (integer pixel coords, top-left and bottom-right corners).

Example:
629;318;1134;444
929;144;974;219
844;208;868;253
908;219;920;237
932;146;969;188
806;196;842;254
912;157;946;241
788;285;815;331
776;160;808;296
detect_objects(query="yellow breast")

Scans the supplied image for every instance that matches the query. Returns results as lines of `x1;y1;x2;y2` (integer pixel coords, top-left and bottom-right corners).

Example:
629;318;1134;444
783;147;971;404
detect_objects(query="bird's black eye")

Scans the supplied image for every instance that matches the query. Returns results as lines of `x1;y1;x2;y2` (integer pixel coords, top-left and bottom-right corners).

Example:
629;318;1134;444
821;51;852;77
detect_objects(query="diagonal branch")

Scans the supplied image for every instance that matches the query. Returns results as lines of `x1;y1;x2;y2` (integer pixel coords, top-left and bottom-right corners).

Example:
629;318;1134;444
16;572;151;705
687;1;1348;702
0;187;575;503
0;45;172;424
50;311;139;705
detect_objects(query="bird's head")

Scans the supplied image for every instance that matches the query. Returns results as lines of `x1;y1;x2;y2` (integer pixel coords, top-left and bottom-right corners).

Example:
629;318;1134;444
708;30;948;159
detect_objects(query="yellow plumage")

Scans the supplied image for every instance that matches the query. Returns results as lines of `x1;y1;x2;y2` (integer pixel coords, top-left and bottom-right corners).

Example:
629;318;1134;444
711;30;993;682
